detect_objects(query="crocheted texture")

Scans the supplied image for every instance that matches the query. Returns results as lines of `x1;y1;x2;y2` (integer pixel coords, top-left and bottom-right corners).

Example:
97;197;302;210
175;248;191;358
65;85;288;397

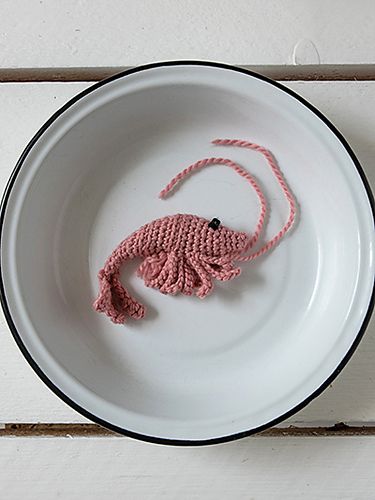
93;139;296;324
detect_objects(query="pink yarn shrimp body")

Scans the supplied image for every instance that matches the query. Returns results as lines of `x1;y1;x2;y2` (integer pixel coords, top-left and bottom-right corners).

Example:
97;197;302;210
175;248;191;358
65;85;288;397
94;214;249;324
94;139;296;324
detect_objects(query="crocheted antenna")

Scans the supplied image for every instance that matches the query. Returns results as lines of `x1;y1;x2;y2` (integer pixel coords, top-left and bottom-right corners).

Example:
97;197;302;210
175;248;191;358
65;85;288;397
93;139;296;324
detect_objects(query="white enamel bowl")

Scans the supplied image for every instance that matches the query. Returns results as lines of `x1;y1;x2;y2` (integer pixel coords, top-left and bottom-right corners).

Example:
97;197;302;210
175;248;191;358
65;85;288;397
1;62;374;445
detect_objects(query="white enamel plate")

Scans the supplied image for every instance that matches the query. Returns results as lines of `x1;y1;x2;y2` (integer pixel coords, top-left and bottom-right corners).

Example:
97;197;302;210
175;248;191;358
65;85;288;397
1;62;374;445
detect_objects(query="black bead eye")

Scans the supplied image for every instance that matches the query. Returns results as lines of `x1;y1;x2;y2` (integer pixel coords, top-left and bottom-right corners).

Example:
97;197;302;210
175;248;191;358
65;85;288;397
208;218;221;230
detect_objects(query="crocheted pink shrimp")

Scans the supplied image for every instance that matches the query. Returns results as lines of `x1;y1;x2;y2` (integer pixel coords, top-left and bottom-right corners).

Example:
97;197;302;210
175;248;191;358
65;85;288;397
94;139;296;324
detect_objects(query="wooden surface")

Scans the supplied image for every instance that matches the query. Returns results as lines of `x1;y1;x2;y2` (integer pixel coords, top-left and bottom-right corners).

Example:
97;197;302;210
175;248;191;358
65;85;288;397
1;1;375;498
1;0;375;68
1;436;375;499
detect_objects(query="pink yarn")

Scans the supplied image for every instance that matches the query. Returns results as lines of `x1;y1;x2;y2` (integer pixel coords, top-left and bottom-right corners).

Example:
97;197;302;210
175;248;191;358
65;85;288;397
211;139;296;261
93;139;296;324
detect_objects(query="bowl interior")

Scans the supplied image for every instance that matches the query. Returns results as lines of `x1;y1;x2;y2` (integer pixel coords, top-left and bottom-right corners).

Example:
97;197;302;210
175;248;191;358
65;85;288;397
2;64;374;442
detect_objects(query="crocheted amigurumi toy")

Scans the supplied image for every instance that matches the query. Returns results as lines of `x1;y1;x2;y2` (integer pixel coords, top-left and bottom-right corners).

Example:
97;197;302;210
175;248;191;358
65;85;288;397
93;139;296;324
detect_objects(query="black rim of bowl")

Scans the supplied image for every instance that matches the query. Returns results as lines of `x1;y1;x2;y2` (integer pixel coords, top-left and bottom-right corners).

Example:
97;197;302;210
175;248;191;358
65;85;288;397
0;61;374;446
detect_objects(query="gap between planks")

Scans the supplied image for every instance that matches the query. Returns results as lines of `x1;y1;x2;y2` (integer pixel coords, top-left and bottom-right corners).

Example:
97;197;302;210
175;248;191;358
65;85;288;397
1;423;375;438
1;65;375;83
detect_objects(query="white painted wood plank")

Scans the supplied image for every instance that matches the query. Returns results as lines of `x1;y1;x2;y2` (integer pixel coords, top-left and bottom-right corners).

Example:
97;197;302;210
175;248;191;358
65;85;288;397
0;436;374;499
0;81;374;424
0;0;374;68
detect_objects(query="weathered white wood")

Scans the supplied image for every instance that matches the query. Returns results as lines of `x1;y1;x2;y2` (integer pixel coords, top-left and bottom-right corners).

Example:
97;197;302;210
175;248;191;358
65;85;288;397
0;0;374;68
0;81;375;424
0;436;374;499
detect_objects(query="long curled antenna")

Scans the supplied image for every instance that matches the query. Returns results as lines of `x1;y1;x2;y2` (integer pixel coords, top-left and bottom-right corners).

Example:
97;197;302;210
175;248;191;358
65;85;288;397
159;157;267;250
212;139;296;261
159;139;296;261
